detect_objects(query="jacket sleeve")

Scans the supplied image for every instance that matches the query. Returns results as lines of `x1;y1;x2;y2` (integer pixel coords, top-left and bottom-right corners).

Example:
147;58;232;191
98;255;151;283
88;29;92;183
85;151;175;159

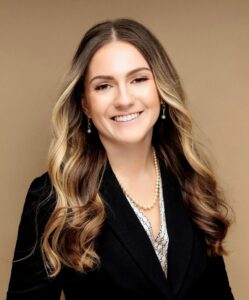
207;255;234;300
188;254;235;300
6;173;64;300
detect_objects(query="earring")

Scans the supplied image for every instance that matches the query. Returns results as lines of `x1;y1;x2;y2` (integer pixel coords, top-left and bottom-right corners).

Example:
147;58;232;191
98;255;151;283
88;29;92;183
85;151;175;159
87;118;92;134
161;101;166;120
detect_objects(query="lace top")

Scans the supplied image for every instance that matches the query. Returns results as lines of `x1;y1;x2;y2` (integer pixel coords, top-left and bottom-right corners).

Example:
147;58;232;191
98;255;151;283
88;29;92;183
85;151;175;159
125;176;169;277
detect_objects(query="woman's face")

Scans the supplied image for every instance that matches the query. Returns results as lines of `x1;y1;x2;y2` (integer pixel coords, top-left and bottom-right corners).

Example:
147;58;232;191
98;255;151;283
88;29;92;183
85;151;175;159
83;41;160;148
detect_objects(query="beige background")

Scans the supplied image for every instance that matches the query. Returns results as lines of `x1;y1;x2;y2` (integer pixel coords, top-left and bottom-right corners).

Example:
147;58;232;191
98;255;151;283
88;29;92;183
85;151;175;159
1;0;248;299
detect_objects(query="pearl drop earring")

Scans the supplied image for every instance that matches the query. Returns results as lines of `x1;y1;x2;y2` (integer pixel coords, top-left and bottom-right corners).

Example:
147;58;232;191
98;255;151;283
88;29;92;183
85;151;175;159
87;118;92;134
161;102;166;120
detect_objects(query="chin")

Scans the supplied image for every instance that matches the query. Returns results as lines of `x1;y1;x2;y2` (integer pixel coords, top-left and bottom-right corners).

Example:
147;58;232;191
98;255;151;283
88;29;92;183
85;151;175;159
116;134;150;145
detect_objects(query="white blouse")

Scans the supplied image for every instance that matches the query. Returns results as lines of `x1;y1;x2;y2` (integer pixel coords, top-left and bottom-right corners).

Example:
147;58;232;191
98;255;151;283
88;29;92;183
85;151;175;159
126;176;169;277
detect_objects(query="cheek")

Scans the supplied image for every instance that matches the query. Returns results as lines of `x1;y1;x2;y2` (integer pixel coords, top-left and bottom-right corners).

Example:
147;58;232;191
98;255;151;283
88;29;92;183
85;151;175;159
89;89;116;110
150;89;161;117
88;97;106;116
146;87;161;108
134;83;159;102
88;98;111;127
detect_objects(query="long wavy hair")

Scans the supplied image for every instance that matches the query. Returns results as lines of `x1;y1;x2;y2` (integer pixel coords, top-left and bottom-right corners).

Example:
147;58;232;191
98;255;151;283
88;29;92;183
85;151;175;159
42;18;232;277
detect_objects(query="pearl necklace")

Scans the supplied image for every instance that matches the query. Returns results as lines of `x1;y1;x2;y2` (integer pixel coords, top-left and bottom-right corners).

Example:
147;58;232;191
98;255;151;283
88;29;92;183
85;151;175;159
118;147;160;211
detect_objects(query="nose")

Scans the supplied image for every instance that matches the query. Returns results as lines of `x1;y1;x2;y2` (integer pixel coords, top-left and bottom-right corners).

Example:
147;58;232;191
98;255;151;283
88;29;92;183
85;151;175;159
114;83;134;108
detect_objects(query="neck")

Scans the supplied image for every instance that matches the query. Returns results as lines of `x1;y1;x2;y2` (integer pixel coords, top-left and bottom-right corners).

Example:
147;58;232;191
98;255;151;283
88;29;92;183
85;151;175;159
103;140;154;180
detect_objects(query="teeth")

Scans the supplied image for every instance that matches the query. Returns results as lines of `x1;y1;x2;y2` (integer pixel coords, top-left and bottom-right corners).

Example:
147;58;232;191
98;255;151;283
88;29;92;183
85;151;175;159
114;112;140;122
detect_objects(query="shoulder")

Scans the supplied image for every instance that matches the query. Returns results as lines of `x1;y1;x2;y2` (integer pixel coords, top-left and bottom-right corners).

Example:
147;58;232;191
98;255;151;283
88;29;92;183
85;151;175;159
21;170;56;220
15;172;56;255
12;172;56;260
8;173;64;295
23;171;56;213
27;171;53;199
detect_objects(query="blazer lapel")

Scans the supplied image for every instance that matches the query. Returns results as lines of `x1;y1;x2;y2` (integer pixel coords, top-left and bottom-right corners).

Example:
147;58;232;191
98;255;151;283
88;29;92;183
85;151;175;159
159;158;194;298
99;160;172;299
99;158;194;299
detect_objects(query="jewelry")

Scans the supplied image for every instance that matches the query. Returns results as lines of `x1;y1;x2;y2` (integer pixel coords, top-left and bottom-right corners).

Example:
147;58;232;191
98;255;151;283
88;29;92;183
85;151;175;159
161;101;166;120
87;118;92;134
118;147;160;210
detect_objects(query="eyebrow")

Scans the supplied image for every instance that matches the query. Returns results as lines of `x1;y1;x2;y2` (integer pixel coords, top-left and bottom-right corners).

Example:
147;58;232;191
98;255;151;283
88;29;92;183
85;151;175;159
89;67;151;84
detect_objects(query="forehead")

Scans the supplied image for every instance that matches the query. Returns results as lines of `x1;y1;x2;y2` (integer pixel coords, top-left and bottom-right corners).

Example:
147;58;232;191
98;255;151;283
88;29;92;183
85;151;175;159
86;41;149;77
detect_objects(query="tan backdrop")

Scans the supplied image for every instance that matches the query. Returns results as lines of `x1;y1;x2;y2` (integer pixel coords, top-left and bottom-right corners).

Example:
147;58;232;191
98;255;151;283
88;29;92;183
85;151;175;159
1;1;248;299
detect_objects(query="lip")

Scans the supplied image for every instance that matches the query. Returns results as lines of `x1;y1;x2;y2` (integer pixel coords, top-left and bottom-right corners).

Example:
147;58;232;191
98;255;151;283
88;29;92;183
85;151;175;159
111;111;143;120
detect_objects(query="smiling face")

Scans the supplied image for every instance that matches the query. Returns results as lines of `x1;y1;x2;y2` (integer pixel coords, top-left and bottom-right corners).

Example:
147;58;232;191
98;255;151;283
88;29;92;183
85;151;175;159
83;41;161;149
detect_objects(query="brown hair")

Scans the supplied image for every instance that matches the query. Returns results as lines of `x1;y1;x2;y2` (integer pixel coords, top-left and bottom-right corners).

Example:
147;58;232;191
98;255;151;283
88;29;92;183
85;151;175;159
42;18;232;277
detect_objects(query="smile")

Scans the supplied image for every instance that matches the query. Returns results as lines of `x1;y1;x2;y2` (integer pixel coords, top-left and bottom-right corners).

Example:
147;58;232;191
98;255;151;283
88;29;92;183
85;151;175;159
112;112;142;122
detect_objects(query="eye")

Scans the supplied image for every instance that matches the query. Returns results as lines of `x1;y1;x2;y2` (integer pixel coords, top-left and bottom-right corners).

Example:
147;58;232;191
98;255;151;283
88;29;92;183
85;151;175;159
132;77;148;84
95;84;111;91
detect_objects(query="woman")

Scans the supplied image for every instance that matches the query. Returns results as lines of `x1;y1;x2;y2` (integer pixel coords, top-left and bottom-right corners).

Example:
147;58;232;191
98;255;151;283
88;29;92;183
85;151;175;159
7;18;234;300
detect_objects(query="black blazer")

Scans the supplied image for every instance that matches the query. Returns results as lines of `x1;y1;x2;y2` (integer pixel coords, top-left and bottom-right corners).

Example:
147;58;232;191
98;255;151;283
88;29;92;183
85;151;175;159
7;159;234;300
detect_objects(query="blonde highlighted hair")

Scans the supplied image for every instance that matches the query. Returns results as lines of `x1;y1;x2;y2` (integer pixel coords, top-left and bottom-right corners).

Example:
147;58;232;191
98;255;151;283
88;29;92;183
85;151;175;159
42;18;232;277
